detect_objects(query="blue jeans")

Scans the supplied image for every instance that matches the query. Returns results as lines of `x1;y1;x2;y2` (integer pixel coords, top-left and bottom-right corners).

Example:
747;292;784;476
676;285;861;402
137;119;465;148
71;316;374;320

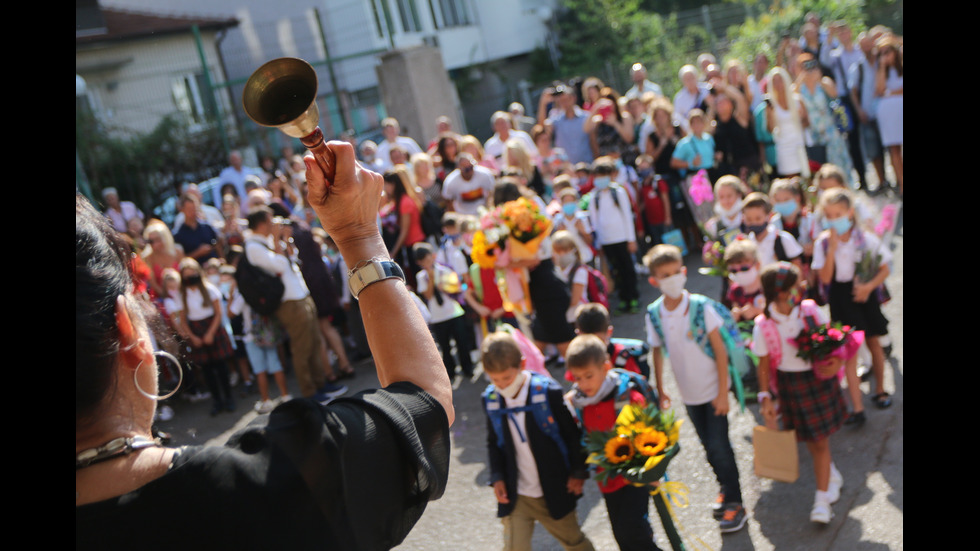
685;402;743;504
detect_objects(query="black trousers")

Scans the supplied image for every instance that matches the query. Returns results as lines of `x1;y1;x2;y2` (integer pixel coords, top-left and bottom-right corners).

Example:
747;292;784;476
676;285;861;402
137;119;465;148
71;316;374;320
603;241;639;303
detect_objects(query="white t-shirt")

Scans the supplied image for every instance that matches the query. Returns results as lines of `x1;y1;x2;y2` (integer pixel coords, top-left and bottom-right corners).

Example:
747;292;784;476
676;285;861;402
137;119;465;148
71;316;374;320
484;130;539;164
416;265;465;324
751;304;828;372
645;291;725;405
556;263;589;323
811;229;891;283
441;166;496;216
376;136;423;172
500;371;544;498
174;283;222;322
587;185;636;247
751;224;804;267
552;212;594;263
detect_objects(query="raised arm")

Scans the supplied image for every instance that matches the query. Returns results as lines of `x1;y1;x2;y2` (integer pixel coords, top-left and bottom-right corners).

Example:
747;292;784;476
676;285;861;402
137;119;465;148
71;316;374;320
305;143;455;425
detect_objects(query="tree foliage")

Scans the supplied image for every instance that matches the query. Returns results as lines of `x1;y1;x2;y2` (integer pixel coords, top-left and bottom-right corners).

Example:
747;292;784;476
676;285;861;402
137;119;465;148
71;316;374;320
76;111;227;214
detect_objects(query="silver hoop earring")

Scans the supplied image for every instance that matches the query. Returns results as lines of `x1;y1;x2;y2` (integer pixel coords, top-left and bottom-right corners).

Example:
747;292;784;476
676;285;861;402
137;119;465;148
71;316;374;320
134;351;184;401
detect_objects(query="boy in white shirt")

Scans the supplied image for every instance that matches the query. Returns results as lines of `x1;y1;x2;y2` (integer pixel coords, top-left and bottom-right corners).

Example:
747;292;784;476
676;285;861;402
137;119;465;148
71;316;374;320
643;244;747;534
586;157;639;314
741;192;803;268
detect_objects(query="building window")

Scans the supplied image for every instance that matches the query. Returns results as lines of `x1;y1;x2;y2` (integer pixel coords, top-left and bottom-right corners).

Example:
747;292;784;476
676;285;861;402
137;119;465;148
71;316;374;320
430;0;470;28
396;0;422;33
171;73;216;124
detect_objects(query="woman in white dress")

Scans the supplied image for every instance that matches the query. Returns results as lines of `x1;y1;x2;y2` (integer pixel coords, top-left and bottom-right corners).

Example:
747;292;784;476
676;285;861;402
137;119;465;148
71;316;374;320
875;37;903;197
764;66;810;178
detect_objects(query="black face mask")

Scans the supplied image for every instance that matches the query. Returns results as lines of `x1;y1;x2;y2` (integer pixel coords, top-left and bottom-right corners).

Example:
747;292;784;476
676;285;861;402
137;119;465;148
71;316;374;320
742;222;767;235
183;275;202;286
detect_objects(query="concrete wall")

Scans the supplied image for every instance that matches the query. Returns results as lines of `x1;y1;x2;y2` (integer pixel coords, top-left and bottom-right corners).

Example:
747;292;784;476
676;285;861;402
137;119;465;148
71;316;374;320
376;45;463;146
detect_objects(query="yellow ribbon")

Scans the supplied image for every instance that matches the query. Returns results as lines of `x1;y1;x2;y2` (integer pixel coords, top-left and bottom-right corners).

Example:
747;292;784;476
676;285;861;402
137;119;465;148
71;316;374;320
647;480;716;551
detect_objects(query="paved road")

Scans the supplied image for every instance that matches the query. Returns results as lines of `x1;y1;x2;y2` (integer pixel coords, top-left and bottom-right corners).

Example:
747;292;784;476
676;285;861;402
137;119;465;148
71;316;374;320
159;196;903;551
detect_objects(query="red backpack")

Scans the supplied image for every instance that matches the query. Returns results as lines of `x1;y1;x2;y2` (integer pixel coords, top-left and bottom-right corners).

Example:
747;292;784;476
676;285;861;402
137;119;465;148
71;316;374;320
569;262;610;310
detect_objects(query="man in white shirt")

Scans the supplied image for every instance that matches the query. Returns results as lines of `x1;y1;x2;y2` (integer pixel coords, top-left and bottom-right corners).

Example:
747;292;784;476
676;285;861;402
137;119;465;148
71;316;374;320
484;111;538;164
215;150;261;210
625;63;664;99
673;65;709;133
375;118;423;172
244;206;345;401
441;153;497;216
102;187;143;233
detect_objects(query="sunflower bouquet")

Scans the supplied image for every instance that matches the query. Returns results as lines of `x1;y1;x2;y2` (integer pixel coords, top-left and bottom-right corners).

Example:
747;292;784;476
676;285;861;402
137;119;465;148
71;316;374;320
584;404;682;485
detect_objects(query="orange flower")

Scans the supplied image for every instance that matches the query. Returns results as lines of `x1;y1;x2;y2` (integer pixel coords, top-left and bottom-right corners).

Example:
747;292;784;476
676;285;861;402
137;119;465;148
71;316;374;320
604;435;635;464
633;430;669;457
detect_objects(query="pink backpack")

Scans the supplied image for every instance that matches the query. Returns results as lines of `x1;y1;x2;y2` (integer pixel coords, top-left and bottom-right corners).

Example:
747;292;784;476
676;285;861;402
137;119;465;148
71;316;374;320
753;299;823;393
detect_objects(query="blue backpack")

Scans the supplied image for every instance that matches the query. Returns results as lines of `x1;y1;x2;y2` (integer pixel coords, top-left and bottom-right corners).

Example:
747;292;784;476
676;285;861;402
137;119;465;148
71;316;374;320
484;372;570;468
647;294;751;411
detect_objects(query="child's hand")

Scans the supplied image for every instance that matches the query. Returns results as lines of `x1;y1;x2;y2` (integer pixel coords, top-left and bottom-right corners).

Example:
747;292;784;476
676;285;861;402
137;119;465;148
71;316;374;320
760;398;779;430
566;477;585;496
658;392;671;410
815;357;842;378
852;281;874;303
203;331;215;346
492;480;510;504
190;335;203;348
742;304;763;319
712;393;730;416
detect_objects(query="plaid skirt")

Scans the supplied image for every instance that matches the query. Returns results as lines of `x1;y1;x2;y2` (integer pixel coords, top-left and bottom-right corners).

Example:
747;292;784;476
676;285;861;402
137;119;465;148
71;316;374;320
184;316;234;366
777;369;846;442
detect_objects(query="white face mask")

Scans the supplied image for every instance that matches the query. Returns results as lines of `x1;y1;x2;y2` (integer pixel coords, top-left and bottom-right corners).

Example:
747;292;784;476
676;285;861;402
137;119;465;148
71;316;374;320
729;266;759;288
207;274;221;286
499;371;527;399
556;251;577;269
714;202;741;220
658;272;687;299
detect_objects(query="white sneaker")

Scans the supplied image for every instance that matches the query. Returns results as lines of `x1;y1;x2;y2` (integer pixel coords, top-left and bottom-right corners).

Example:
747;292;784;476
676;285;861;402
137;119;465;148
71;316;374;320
810;501;833;524
828;466;843;504
276;394;294;405
254;399;276;414
229;371;240;387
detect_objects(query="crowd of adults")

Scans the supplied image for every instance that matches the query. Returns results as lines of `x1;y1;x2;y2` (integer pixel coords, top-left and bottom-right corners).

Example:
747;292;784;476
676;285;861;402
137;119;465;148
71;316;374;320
94;14;902;419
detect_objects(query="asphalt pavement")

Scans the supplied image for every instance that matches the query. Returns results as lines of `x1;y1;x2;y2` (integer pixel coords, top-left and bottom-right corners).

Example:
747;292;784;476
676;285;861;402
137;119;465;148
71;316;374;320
158;196;903;551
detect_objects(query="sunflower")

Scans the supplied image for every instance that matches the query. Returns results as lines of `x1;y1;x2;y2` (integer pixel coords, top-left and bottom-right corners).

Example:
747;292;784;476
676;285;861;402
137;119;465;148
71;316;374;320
633;430;669;457
471;231;498;269
604;435;635;464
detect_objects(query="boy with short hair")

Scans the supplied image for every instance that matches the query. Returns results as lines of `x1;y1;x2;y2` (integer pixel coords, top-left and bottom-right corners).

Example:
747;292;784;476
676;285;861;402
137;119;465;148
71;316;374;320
573;302;650;379
482;332;594;551
741;192;803;268
643;244;748;533
565;334;662;550
586;156;640;314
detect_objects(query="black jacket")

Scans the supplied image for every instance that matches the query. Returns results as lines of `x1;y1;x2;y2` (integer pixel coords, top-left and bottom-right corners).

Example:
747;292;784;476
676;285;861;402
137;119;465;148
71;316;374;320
485;378;588;519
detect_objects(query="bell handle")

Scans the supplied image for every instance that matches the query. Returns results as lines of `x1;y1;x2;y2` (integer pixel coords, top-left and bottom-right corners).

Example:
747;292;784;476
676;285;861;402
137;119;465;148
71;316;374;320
299;127;335;188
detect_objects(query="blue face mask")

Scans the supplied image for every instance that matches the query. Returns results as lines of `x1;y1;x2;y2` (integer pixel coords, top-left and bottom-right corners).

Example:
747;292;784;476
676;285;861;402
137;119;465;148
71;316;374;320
593;176;611;190
823;216;853;234
562;202;577;216
773;199;798;218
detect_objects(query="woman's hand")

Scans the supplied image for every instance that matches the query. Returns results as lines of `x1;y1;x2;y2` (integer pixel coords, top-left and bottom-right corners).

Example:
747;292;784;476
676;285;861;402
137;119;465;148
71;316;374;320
304;143;384;249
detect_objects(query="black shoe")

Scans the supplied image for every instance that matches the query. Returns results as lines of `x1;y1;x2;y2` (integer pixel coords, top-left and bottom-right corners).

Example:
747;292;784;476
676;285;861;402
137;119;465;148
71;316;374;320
844;411;866;427
711;493;726;519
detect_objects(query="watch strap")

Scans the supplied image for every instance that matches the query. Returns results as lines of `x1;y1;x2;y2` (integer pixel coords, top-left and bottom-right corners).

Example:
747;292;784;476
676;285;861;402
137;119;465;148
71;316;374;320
348;259;405;300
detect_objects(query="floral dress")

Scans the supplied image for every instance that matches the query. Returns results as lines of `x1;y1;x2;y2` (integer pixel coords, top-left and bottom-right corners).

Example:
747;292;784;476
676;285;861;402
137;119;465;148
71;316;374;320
799;83;854;184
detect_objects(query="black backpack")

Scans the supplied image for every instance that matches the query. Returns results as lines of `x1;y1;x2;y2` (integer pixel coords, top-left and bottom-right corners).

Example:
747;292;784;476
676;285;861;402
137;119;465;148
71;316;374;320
420;199;445;239
235;242;285;316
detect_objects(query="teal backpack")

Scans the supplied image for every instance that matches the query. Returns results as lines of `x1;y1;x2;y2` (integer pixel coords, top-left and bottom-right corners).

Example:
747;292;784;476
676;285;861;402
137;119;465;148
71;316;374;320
647;294;752;411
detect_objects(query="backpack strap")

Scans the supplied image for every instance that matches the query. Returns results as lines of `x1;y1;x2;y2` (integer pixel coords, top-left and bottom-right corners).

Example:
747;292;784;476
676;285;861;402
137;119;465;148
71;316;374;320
613;368;658;411
646;297;667;357
689;295;748;412
484;374;570;468
753;314;782;394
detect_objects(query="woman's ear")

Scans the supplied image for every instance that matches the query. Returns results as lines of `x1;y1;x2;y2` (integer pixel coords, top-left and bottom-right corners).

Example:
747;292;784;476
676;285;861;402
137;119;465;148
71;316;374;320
115;296;152;372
